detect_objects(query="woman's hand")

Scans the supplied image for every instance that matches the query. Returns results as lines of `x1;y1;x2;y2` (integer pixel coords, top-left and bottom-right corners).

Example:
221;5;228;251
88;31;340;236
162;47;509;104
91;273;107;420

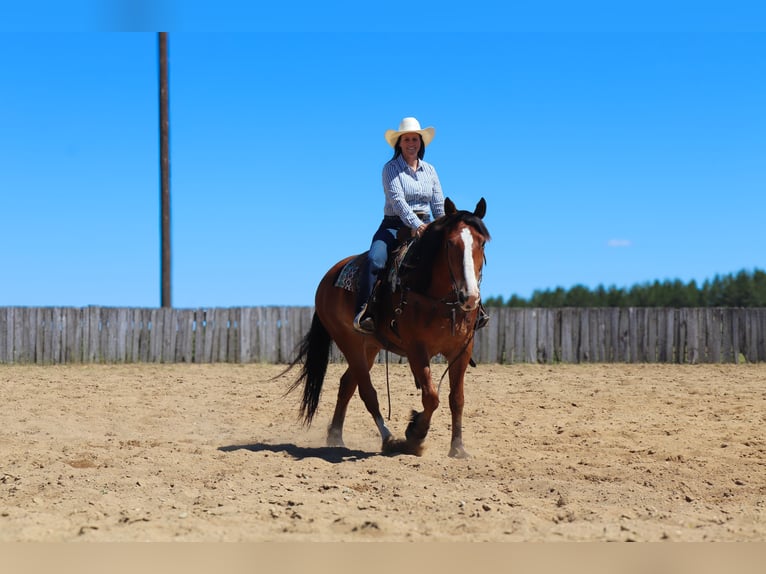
415;224;427;238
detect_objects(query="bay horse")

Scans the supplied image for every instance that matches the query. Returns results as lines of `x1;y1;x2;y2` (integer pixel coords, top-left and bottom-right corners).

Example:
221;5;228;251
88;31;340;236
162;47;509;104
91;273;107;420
282;197;489;458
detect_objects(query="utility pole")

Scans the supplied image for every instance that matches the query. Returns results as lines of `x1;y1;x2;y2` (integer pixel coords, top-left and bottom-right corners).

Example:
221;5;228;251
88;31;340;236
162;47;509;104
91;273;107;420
159;32;171;308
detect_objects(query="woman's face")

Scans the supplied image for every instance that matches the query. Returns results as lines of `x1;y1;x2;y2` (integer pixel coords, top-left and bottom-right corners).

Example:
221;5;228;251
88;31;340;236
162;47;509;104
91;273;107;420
399;133;421;160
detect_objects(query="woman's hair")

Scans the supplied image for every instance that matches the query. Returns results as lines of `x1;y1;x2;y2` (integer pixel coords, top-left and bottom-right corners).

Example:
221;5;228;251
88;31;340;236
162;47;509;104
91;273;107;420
392;134;426;160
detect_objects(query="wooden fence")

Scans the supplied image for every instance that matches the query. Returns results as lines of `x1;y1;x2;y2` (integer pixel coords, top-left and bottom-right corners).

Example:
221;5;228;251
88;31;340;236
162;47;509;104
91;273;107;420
0;307;764;365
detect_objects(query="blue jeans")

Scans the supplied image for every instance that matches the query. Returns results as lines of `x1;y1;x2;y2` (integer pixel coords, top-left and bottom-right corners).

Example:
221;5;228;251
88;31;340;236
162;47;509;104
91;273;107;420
356;223;400;314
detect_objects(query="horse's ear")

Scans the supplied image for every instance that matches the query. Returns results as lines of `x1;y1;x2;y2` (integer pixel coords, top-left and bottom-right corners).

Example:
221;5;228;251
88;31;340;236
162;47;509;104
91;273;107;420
444;197;457;215
474;197;487;219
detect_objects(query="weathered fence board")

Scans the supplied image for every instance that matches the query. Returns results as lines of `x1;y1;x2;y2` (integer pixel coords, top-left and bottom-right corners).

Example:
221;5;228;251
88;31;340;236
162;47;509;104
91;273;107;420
0;307;764;365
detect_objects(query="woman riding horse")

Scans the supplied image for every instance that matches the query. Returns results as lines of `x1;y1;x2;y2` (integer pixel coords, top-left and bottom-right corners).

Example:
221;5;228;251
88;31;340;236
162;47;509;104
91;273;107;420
354;117;445;334
283;197;491;458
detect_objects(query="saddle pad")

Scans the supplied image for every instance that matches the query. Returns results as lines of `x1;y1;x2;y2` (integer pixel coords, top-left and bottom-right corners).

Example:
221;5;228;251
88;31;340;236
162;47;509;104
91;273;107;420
335;253;367;292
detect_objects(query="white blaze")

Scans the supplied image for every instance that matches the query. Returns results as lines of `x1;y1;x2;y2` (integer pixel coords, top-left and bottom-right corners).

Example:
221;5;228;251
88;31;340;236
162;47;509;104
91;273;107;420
460;227;480;308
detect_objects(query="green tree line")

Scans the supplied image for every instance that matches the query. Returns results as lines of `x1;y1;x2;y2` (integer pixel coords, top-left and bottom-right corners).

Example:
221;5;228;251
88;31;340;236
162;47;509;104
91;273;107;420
485;269;766;308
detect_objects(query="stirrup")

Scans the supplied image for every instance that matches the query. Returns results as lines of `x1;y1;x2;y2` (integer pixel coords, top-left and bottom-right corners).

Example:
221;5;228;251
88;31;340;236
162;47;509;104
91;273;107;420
353;306;375;334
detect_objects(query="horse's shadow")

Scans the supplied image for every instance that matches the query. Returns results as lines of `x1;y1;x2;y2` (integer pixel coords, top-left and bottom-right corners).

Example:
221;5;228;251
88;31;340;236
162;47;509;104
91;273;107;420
218;442;379;463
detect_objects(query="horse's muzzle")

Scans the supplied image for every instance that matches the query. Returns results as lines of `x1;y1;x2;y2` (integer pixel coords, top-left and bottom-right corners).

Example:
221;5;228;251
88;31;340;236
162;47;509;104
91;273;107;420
458;289;480;312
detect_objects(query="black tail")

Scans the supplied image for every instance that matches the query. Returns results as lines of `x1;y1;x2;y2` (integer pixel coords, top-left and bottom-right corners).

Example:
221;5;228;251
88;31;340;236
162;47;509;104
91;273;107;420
282;312;332;427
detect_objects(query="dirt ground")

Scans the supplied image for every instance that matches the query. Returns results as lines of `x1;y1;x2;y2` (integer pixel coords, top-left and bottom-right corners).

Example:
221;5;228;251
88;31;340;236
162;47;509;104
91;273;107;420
1;362;765;542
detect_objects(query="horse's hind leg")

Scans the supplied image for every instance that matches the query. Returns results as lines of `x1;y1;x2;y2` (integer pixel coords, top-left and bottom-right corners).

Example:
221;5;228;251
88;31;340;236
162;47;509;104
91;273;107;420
355;371;393;449
352;351;393;449
327;369;355;447
327;352;393;451
342;345;394;450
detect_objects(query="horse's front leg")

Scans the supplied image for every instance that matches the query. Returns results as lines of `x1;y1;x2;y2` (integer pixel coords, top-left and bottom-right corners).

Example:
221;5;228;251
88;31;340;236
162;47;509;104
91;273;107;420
447;351;473;458
404;353;439;454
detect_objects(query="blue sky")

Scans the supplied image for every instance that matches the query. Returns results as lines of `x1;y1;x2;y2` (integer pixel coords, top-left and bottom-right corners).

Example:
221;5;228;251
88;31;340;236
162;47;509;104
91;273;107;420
2;3;765;307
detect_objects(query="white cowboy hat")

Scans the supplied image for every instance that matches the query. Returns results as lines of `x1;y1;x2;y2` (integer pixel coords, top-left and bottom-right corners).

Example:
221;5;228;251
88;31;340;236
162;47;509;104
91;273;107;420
384;117;435;148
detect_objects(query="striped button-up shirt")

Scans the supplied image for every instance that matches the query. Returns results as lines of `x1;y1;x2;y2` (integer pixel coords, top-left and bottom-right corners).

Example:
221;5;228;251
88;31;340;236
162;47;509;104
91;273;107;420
382;155;445;230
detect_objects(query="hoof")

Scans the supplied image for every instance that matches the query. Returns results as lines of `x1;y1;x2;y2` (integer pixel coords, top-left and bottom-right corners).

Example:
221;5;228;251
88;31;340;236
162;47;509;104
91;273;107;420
326;429;345;448
382;435;397;453
405;410;427;442
449;438;470;458
382;436;424;457
448;445;470;459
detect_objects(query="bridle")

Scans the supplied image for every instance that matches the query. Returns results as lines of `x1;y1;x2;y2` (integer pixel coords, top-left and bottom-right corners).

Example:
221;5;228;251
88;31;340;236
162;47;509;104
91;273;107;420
396;224;486;320
444;235;486;311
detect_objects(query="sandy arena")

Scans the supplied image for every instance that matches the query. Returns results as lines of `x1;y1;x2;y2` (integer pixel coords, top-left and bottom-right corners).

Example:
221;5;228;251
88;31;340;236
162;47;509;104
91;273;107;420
1;362;764;541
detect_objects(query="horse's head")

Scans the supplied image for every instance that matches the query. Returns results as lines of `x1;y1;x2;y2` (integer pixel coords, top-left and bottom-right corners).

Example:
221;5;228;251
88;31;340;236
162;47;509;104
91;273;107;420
416;198;490;312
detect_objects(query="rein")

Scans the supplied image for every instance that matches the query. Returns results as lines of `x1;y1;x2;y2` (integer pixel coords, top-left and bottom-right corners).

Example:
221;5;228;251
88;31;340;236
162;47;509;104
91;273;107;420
385;350;392;420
